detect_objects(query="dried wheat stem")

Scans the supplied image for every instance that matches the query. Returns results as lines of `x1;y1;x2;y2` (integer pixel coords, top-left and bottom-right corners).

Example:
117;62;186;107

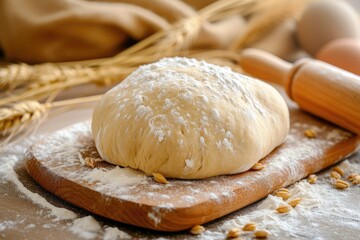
0;0;262;104
94;0;262;66
0;66;133;105
51;95;102;108
0;63;97;91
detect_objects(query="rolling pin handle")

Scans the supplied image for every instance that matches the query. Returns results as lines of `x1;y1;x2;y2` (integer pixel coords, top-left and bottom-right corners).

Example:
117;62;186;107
239;48;292;86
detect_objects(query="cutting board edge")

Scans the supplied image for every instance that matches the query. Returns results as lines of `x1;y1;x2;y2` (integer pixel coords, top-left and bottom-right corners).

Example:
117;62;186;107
24;133;360;232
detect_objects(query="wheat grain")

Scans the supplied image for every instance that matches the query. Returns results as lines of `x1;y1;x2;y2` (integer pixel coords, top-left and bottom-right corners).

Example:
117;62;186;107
330;171;341;179
304;129;316;138
350;175;360;185
332;166;344;176
227;227;241;238
274;190;291;200
242;222;257;231
190;225;205;235
276;205;291;214
254;229;269;238
335;179;350;189
288;197;302;208
251;163;265;171
152;173;169;184
307;174;317;184
347;173;358;181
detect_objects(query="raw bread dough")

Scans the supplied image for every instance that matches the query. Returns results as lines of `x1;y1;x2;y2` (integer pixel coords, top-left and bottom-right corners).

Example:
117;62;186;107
92;57;289;179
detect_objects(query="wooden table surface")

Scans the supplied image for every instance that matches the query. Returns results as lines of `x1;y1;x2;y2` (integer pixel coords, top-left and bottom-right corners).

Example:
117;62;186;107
1;102;360;240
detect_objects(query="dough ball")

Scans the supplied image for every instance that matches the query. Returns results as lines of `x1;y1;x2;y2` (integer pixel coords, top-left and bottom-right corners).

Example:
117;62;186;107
92;57;289;179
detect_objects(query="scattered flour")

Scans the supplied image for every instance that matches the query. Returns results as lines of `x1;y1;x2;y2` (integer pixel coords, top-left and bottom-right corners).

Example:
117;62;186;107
84;166;147;188
1;115;359;239
0;138;77;221
103;226;131;240
0;221;18;231
200;167;360;239
69;216;101;239
0;138;131;239
25;223;36;229
185;159;194;169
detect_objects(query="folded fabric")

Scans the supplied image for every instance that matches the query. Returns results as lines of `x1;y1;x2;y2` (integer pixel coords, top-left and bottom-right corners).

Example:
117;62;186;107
0;0;244;63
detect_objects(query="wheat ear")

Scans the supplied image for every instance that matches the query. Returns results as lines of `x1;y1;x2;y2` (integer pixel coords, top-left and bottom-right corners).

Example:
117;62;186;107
0;0;260;108
0;95;102;148
0;101;50;135
0;0;269;108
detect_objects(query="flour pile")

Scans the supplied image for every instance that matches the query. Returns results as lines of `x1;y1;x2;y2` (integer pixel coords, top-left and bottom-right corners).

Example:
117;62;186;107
0;138;131;239
201;159;360;239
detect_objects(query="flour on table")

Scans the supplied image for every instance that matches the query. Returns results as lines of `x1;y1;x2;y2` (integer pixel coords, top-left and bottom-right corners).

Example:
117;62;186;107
0;137;77;221
201;163;360;240
1;99;359;240
69;216;101;239
84;166;147;189
0;137;132;239
103;226;131;240
29;121;150;198
0;221;18;231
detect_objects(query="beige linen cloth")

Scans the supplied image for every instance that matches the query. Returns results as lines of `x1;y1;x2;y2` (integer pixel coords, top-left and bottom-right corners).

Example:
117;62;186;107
0;0;245;63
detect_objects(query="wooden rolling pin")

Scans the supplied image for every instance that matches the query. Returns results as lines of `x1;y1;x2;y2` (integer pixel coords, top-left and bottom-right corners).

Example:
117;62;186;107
240;48;360;135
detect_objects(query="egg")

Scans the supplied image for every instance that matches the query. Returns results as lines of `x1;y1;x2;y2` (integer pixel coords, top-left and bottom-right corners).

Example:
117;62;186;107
317;38;360;76
296;0;360;56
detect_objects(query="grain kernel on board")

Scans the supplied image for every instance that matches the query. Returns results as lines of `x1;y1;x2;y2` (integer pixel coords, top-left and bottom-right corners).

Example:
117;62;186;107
332;166;344;176
347;173;358;181
242;222;257;231
84;157;96;168
152;173;169;184
304;129;316;138
251;163;264;171
330;171;341;179
254;229;270;238
350;175;360;185
274;189;290;200
277;188;289;192
227;227;241;238
190;225;205;235
335;179;350;189
276;205;291;214
307;174;317;184
288;197;302;208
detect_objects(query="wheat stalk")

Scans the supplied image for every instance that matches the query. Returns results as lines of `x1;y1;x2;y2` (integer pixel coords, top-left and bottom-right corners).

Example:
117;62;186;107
0;0;309;147
230;0;309;50
0;95;102;148
0;65;134;105
102;0;260;65
0;0;262;97
0;48;244;146
0;48;244;105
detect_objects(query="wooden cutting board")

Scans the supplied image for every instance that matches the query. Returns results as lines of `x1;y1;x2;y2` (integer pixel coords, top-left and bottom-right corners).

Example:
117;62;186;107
24;105;360;232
